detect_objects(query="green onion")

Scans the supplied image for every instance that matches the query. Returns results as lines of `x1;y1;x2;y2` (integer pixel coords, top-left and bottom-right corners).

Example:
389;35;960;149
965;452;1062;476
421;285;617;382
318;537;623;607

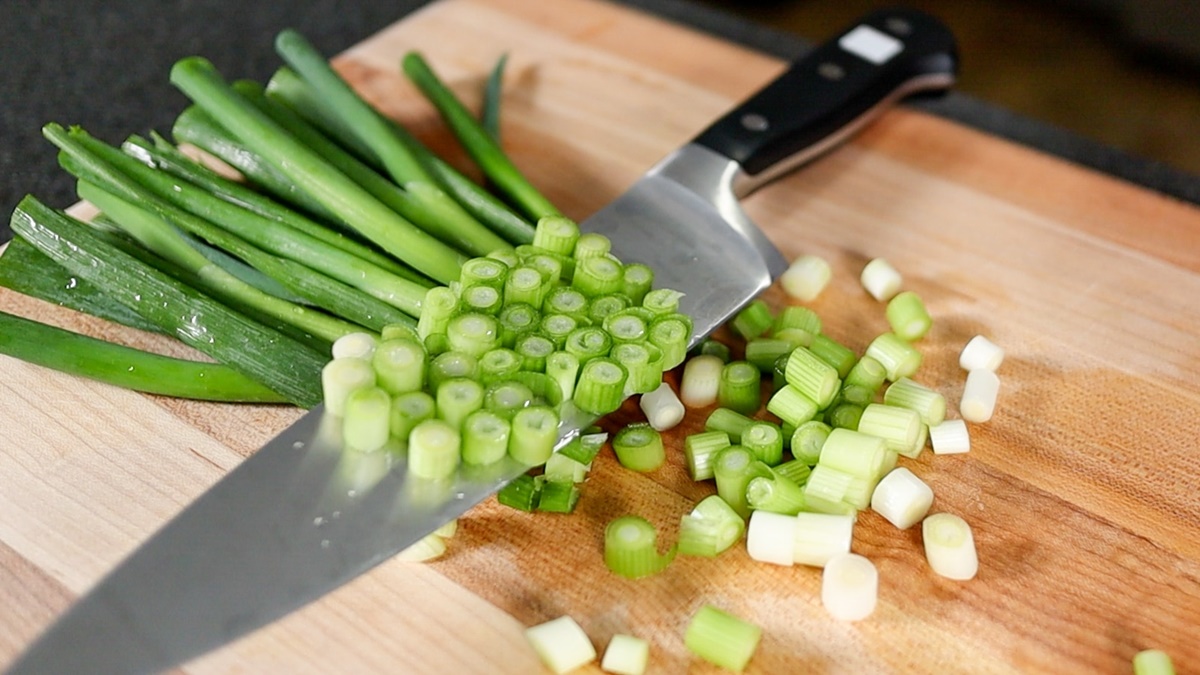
573;232;611;260
959;334;1005;372
883;377;946;426
825;402;864;430
460;257;509;291
857;403;923;458
382;323;420;342
572;255;624;298
497;473;541;511
746;470;806;515
744;338;793;373
648;316;689;370
929;419;970;455
704;407;755;443
819;429;888;479
559;430;607;465
808;334;856;379
536;480;580;514
600;634;650;675
922;512;978;580
545;351;581;402
459;285;502;316
573;358;627;415
793;512;855;567
783;347;840;408
514;333;555;373
713;446;772;518
684;430;731;481
402;51;562;222
802;465;855;514
780;254;832;301
504;266;547;307
717;360;762;414
746;509;798;566
613;342;662;395
684;605;761;673
169;57;466;284
459;409;510;466
864;332;922;381
523;251;564;286
372;338;427;396
960;368;1001;423
790;420;832;465
435;378;485;429
532;215;579;257
677;495;746;558
418;286;458;340
542;286;588;320
539;313;578;349
586;293;629;325
11;197;326;407
730;299;773;340
497;302;540;347
619;265;654;307
741;421;784;466
612;423;665;472
428;351;478;391
639;382;685;431
524;615;596;675
766;384;819;427
842;355;887;406
695;338;731;363
773;459;812;486
423;332;450;358
408;418;462;480
564;326;613;363
322;357;376;416
342;386;391;452
860;257;902;302
680;354;723;408
774;306;821;338
543;452;590;483
886;290;932;341
871;467;934;530
508;405;559;466
821;552;878;621
332;332;377;360
446;312;501;358
603;311;648;345
483;380;535;420
603;515;675;579
0;310;285;403
1133;650;1177;675
389;391;436;439
477;348;522;385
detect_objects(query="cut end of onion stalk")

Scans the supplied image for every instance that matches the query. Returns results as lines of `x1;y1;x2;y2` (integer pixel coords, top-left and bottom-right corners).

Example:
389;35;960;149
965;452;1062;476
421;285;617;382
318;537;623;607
780;254;832;302
680;354;724;407
960;369;1000;423
525;615;597;675
922;512;978;580
1132;649;1177;675
684;604;761;673
639;381;684;431
600;634;650;675
871;467;934;530
929;419;970;455
821;552;878;621
746;509;798;565
860;257;902;302
959;334;1005;372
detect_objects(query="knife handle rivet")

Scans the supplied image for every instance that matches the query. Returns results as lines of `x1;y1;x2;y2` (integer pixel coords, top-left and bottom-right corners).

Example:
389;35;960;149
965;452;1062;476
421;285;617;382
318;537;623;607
818;62;845;80
740;113;770;132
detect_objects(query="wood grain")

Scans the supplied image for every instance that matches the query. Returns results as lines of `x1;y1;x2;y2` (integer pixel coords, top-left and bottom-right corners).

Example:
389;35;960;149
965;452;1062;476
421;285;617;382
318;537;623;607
2;0;1198;672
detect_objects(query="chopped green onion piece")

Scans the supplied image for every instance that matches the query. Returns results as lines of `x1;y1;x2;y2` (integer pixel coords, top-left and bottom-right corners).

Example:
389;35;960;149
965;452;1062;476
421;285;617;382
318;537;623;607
680;354;724;408
539;313;578;349
396;532;448;562
508;406;559;466
684;605;761;673
883;377;946;426
922;512;978;580
477;348;521;385
573;232;611;260
524;615;596;675
774;459;813;486
746;509;797;566
819;429;888;479
382;323;420;342
641;288;683;317
498;302;540;347
408;418;461;480
612;423;665;472
559;431;607;465
677;495;745;557
639;382;685;431
929;419;970;455
766;384;819;427
717;361;762;415
826;402;864;430
514;333;556;373
704;407;755;443
746;470;806;516
684;431;731;481
622;264;655;306
696;338;732;362
808;334;856;379
871;467;934;529
563;325;612;363
783;347;840;409
790;420;832;465
390;391;436;439
572;255;624;297
428;351;479;392
775;306;822;340
331;332;378;360
372;338;427;396
741;422;784;466
322;358;376;416
445;312;500;359
543;286;589;320
497;473;541;511
459;256;509;290
730;299;773;340
860;257;902;302
484;380;535;420
780;254;832;302
523;251;564;286
544;452;589;483
603;310;648;345
960;334;1005;372
600;634;650;675
342;386;391;452
648;317;690;370
587;293;630;324
744;338;794;373
713;446;772;518
537;480;581;513
604;515;675;579
886;290;932;341
821;552;878;621
545;351;581;402
435;378;485;429
1133;650;1177;675
960;368;1001;423
864;332;922;381
842;355;887;405
611;342;658;395
461;410;511;466
418;286;458;340
857;403;923;458
459;284;503;316
803;464;855;512
504;265;547;307
532;215;580;257
574;358;628;415
794;512;855;567
772;354;790;394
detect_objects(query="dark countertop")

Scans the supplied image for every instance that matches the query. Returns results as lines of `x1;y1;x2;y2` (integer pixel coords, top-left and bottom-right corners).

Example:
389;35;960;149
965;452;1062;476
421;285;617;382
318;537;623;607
2;0;1197;246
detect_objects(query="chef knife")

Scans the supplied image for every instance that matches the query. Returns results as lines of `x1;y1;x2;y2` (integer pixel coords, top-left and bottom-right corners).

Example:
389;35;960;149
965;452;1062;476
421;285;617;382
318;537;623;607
6;8;955;674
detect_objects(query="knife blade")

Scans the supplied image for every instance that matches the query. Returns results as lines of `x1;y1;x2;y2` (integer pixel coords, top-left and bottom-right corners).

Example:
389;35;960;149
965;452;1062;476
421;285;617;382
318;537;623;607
6;8;955;674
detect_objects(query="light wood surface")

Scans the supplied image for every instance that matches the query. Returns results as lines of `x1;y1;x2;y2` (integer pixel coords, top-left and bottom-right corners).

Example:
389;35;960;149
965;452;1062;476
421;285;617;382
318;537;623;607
2;0;1199;672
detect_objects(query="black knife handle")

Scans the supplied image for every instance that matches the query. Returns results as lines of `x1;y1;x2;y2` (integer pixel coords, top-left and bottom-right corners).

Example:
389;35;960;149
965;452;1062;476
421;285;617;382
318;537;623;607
694;7;957;191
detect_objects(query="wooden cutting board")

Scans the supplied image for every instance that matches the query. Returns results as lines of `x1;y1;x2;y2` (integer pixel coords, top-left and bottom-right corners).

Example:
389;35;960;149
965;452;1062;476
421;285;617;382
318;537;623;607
2;0;1198;672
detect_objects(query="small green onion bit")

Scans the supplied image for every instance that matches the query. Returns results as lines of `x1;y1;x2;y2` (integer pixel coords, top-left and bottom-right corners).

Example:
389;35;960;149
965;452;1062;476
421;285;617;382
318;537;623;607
459;284;503;316
603;310;648;345
621;263;655;306
436;378;485;429
477;348;523;385
746;470;807;515
865;332;923;381
564;326;613;362
774;305;821;340
766;384;819;428
514;333;556;373
717;361;762;415
731;299;774;341
407;418;461;480
604;515;675;579
685;605;762;673
497;473;541;511
612;423;665;472
538;313;578;349
883;376;947;426
790;420;832;465
545;351;581;402
461;409;511;466
677;495;746;558
826;402;865;430
544;452;590;483
641;288;683;317
372;337;427;395
542;286;589;320
648;317;690;370
559;430;608;465
773;459;813;486
483;380;535;420
842;355;887;406
741;421;784;466
573;232;611;260
783;347;841;409
390;391;436;440
498;302;540;347
684;431;732;481
704;407;755;443
508;405;559;466
342;386;391;452
504;265;547;307
532;215;580;257
713;445;772;518
572;255;624;297
537;480;581;513
523;252;564;286
417;286;458;340
745;338;794;373
573;358;628;415
695;338;732;363
446;312;500;358
586;293;630;324
427;351;479;392
322;357;376;417
611;342;661;395
886;290;933;342
459;256;509;291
